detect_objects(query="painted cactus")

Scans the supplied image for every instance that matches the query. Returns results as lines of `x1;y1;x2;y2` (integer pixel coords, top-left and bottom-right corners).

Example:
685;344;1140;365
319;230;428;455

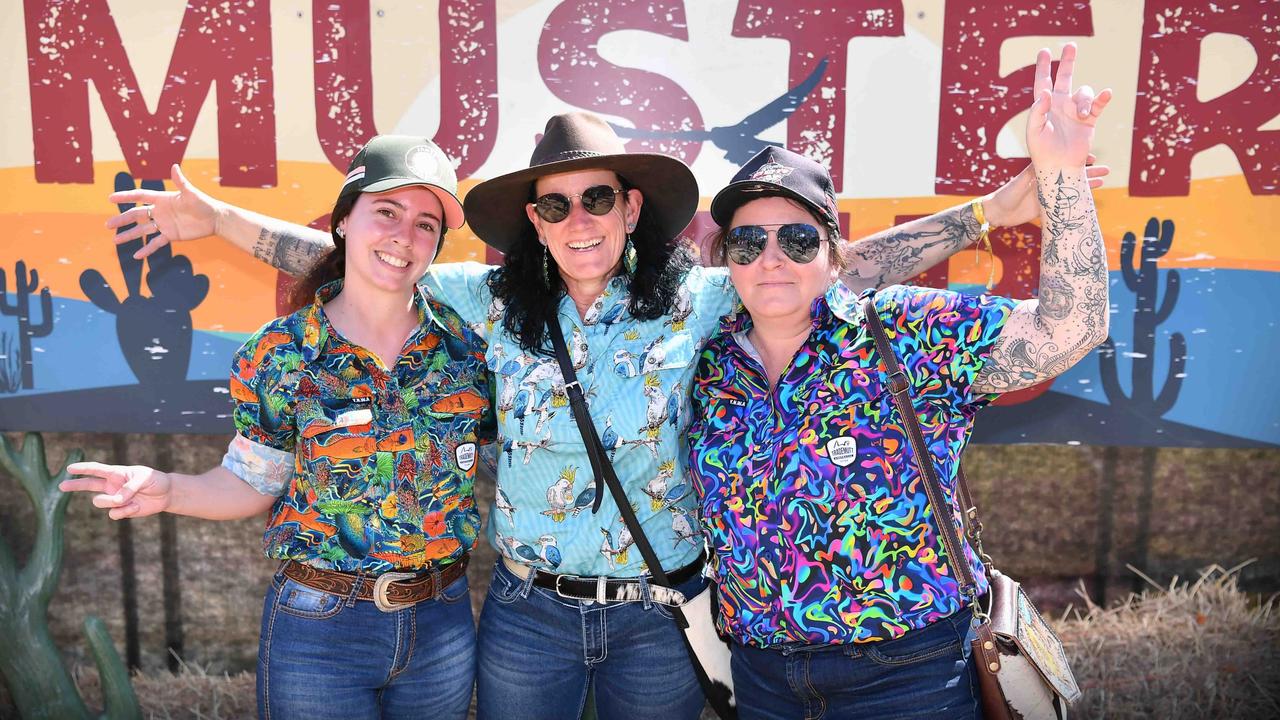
0;433;139;719
1099;217;1186;417
0;260;54;390
78;173;209;384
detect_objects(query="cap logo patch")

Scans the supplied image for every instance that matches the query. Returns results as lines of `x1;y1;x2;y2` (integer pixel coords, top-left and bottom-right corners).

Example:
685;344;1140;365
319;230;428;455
405;145;438;181
748;161;794;185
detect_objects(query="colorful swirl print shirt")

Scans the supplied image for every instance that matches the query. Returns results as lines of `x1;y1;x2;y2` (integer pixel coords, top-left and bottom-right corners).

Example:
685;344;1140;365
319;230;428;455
423;262;736;577
223;280;493;574
687;283;1016;647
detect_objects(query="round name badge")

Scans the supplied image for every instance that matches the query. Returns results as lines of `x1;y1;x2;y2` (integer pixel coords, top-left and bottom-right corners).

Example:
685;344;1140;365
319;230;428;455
825;436;858;467
455;442;477;471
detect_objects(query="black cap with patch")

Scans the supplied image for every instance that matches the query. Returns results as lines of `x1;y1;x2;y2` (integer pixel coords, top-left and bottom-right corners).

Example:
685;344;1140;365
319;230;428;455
710;146;839;230
338;136;465;229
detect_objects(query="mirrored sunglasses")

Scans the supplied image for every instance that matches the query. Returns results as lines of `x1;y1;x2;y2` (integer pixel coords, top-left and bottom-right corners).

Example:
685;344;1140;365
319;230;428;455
533;185;623;223
725;223;824;265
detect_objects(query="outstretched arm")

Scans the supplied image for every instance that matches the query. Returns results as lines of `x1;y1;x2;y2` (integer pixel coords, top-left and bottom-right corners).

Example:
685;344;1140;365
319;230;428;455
107;164;333;276
61;461;276;521
840;158;1109;294
974;44;1112;394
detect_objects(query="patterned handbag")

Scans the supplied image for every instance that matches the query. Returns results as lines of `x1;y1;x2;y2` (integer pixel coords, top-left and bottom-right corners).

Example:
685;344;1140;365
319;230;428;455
861;295;1082;720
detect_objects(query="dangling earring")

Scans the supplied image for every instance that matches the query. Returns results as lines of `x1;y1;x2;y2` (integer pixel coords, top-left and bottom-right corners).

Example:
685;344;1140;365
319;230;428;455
624;232;637;275
542;244;551;287
334;226;345;239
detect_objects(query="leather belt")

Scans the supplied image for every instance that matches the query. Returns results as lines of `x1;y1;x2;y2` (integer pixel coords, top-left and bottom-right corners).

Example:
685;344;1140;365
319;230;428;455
282;555;469;612
516;553;705;607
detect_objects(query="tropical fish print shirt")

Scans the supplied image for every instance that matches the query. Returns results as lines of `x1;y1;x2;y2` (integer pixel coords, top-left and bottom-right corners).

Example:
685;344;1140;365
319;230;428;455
222;280;493;574
423;262;736;577
687;282;1016;648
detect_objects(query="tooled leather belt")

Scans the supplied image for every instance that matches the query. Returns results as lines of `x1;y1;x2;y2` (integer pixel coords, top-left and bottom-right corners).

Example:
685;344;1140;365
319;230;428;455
282;555;469;612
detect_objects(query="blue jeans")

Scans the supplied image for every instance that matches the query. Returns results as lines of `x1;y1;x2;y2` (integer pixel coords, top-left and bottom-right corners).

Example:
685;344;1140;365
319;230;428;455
256;565;476;720
475;559;708;720
732;608;982;720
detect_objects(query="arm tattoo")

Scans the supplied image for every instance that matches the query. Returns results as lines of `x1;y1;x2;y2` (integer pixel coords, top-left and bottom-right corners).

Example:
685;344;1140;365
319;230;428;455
975;169;1109;394
841;202;982;290
253;227;331;276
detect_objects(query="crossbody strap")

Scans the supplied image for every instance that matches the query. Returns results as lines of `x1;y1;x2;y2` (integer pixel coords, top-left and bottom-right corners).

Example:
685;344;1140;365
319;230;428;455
860;295;980;596
546;320;691;627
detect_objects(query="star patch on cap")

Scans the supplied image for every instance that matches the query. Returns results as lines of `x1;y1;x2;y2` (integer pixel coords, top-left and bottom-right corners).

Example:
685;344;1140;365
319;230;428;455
748;161;795;184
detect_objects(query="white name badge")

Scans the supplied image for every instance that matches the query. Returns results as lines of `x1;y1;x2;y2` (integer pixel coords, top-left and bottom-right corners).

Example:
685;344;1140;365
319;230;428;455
333;408;373;427
456;442;477;471
826;436;858;467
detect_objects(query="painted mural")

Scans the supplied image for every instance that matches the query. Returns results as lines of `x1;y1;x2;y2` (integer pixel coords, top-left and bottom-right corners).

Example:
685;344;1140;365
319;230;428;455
0;0;1275;447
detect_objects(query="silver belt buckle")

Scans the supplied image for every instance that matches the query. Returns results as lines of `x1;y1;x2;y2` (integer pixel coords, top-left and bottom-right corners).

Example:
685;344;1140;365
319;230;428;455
552;572;581;599
372;571;418;613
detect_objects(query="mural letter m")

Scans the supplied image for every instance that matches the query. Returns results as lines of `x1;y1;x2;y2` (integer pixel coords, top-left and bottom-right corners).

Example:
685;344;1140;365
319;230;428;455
24;0;276;187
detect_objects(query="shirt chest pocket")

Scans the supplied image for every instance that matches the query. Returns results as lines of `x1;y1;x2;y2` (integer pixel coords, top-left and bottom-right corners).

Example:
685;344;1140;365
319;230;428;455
611;331;695;379
297;398;382;461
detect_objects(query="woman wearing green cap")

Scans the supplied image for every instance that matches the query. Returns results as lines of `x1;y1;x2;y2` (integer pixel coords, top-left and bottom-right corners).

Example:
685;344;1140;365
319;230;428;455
99;52;1107;719
64;136;491;720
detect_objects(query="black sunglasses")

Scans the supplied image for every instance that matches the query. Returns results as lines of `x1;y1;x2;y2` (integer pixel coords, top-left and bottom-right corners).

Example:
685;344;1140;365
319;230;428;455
725;223;825;265
533;185;623;223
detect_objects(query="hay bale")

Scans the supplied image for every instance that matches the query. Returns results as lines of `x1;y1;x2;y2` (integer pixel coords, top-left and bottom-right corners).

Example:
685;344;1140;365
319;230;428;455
1056;562;1280;719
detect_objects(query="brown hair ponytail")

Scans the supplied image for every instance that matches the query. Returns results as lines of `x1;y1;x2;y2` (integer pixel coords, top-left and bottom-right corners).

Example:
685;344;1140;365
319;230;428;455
285;194;357;312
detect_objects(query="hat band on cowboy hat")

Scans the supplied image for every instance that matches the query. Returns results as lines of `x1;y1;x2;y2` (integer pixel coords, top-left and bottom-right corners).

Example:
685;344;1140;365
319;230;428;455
462;112;699;253
339;135;466;229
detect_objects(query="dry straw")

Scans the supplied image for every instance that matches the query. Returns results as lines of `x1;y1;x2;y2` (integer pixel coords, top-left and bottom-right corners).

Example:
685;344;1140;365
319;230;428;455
56;562;1280;720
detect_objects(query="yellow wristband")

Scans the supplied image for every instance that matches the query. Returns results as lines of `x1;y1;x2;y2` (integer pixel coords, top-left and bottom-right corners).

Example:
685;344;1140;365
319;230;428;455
969;197;989;230
969;199;995;291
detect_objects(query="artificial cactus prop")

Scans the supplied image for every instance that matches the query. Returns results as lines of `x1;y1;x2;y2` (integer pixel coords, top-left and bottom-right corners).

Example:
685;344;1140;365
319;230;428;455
1099;217;1187;417
0;260;54;389
79;173;210;385
0;433;140;719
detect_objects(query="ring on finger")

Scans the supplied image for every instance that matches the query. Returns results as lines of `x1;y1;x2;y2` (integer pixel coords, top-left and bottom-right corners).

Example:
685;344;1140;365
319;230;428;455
145;205;155;225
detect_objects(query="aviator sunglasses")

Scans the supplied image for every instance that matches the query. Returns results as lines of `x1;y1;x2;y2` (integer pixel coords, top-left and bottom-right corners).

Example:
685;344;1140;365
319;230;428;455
725;223;825;265
533;185;624;223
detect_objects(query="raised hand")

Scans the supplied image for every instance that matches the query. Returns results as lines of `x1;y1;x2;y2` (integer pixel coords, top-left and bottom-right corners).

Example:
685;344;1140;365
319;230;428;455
106;164;223;260
1027;43;1112;170
61;462;172;520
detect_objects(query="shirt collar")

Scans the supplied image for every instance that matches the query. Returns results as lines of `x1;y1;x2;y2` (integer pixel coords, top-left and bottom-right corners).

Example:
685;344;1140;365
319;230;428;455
301;279;461;362
716;280;864;336
561;272;632;323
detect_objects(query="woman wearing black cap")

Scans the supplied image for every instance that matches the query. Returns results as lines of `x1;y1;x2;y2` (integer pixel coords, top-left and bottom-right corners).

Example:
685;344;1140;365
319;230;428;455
65;136;492;719
686;45;1109;718
101;54;1106;720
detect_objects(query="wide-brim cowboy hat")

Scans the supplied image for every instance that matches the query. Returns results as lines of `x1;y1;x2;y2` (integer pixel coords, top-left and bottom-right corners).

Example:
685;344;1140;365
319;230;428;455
463;112;698;253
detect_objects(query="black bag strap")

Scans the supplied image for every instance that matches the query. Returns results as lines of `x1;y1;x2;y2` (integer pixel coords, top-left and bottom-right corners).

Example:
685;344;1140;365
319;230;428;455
546;320;689;624
860;294;980;597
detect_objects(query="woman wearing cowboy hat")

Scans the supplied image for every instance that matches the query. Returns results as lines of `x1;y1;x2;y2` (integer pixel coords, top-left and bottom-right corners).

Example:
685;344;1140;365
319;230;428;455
105;104;1106;720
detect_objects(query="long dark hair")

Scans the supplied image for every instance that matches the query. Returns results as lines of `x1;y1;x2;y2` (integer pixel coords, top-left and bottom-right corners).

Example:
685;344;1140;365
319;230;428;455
286;192;448;312
487;174;694;355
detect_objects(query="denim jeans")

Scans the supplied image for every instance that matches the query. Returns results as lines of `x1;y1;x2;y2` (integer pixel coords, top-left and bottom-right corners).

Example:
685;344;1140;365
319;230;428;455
256;565;476;720
475;559;708;720
732;607;982;720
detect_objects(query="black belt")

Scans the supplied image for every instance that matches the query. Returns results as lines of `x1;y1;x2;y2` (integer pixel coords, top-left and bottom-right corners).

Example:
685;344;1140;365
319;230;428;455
531;553;705;606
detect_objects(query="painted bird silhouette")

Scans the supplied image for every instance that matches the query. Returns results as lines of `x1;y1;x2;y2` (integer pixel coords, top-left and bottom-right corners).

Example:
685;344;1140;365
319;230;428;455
611;57;829;164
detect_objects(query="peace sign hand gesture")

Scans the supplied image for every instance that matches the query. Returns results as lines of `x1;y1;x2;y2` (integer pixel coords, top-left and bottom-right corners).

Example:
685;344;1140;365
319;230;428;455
1027;43;1112;170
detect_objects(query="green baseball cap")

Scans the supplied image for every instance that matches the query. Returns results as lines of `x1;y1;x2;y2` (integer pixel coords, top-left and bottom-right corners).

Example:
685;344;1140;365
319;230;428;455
338;135;465;229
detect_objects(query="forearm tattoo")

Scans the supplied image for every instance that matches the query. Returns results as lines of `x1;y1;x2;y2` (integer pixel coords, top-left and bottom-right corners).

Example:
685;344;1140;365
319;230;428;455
252;227;332;276
975;170;1109;394
842;203;983;289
